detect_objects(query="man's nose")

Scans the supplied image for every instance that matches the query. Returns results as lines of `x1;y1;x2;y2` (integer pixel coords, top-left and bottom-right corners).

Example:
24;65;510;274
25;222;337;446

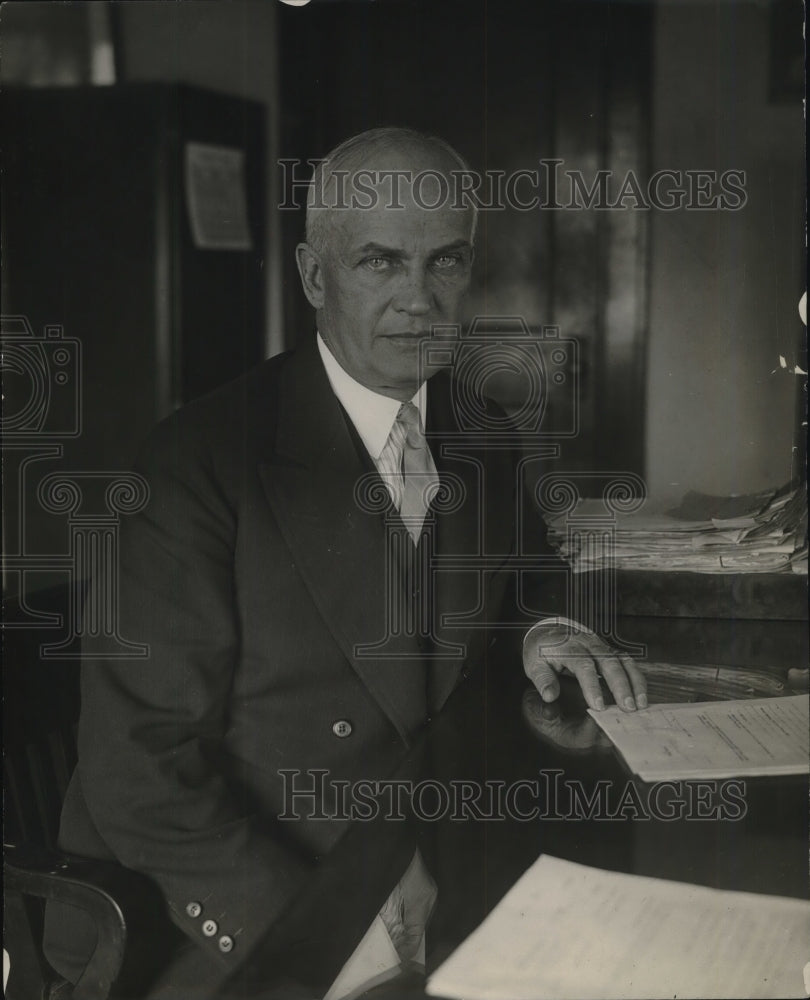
393;268;432;315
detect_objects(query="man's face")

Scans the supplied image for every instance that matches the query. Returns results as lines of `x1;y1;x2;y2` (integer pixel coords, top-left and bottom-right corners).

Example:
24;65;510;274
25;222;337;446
298;149;475;400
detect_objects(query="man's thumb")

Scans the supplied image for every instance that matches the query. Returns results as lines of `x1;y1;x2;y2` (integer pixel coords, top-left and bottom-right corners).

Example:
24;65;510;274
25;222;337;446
527;660;560;703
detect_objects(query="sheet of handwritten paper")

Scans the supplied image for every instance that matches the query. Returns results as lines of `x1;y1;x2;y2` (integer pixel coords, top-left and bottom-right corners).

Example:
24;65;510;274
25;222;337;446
587;694;809;780
427;855;810;999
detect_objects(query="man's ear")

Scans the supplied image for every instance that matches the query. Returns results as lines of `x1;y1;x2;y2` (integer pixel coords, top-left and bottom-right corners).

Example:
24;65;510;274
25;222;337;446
296;242;326;310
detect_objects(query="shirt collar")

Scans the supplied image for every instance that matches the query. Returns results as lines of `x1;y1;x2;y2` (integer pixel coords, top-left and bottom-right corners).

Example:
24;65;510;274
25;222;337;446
316;333;426;460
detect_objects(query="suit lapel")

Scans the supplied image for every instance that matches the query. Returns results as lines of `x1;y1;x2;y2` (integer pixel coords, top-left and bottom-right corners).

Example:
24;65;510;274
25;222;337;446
425;374;515;711
258;340;425;743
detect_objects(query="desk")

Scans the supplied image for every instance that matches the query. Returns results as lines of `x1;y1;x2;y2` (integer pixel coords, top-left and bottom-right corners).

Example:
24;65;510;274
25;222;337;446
235;616;808;998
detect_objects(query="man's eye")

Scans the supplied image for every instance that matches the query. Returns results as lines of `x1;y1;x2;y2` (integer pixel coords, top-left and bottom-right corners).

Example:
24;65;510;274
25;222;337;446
364;256;391;271
433;254;461;269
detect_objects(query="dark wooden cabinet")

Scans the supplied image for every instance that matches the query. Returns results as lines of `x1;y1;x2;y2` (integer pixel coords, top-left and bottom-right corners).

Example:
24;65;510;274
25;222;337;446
2;84;266;594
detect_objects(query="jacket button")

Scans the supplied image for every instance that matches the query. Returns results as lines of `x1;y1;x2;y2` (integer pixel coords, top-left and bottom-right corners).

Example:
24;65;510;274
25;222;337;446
218;935;234;954
332;719;353;738
185;901;202;919
202;919;218;937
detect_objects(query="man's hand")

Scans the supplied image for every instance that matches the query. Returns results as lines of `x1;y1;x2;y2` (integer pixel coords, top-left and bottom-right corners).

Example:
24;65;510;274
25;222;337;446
523;626;648;712
521;689;613;754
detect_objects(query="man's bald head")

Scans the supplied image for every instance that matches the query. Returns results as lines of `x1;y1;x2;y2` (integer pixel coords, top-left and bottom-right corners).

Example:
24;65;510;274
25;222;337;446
305;126;478;255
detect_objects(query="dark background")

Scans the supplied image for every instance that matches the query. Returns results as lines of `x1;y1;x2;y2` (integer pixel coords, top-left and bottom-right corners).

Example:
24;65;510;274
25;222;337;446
1;0;805;600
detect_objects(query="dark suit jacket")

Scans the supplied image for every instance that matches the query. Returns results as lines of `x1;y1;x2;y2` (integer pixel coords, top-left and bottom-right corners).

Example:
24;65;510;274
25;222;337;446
44;336;560;997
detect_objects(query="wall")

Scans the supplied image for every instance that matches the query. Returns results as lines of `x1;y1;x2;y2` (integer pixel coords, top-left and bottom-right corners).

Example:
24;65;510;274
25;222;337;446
646;1;804;502
118;0;284;356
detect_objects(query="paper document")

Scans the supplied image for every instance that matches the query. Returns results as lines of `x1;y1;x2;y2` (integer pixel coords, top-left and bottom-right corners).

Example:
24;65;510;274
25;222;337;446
545;482;808;573
426;855;810;1000
587;694;809;780
323;915;402;1000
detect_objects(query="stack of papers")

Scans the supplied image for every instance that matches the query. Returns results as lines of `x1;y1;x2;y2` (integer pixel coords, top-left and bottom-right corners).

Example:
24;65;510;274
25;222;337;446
546;482;808;574
426;855;810;999
588;694;809;781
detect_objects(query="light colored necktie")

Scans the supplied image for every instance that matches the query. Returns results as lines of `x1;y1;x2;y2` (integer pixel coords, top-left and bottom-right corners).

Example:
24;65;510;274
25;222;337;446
391;401;439;544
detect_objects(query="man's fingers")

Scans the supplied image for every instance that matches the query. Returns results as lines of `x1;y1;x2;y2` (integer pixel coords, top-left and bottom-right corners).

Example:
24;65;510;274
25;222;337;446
560;656;605;712
620;655;648;708
596;655;638;712
525;633;650;713
525;657;561;703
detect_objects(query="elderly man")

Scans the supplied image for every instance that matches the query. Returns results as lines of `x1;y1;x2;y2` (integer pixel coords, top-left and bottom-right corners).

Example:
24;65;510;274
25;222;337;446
44;127;646;999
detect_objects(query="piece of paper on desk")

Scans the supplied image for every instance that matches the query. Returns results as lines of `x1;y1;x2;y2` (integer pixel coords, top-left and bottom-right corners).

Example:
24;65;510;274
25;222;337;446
668;488;777;522
426;855;810;1000
323;915;403;1000
587;694;809;781
545;482;807;573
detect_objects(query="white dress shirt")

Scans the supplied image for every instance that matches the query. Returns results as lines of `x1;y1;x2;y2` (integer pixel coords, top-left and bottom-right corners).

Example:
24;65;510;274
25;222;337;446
317;333;427;507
